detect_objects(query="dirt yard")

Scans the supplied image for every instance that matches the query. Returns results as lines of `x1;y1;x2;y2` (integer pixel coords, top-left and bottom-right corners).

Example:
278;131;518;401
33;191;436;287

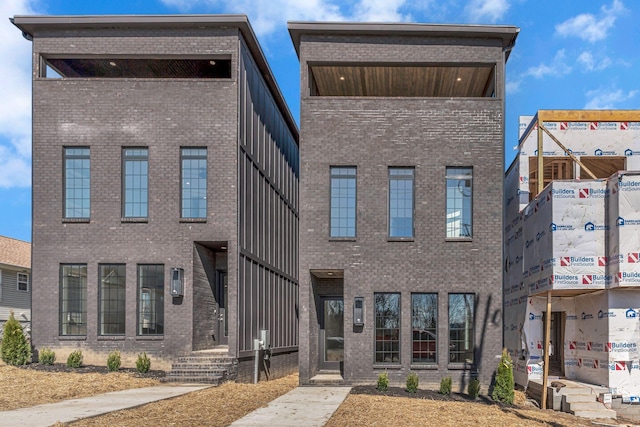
1;363;635;426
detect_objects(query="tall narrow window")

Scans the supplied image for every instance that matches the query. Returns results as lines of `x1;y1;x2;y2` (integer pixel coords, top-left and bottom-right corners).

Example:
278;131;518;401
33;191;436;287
330;167;356;237
137;264;164;335
64;147;90;219
446;167;473;238
449;293;475;364
17;273;29;292
375;293;400;363
60;264;87;336
99;264;126;335
389;168;414;238
181;148;207;219
123;148;149;218
412;293;437;364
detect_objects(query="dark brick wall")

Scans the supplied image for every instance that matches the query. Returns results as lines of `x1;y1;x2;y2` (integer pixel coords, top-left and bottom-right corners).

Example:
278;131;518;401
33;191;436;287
298;33;506;390
237;350;299;383
30;27;240;369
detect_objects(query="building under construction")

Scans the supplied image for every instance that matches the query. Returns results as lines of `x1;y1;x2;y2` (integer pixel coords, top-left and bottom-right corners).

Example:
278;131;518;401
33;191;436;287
504;110;640;412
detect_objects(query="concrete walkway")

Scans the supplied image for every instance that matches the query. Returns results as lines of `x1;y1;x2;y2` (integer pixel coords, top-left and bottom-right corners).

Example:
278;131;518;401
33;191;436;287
0;384;210;427
230;386;352;427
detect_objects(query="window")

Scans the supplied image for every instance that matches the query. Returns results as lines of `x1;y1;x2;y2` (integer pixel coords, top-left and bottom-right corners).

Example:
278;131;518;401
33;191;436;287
181;148;207;219
449;293;475;364
99;264;126;335
17;273;29;292
412;293;437;364
446;167;473;238
330;167;356;237
123;148;149;218
60;264;87;336
389;168;414;238
375;293;400;363
64;148;90;219
138;264;164;335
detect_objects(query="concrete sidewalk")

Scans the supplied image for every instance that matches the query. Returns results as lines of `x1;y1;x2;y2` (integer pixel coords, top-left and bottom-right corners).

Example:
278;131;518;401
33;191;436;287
230;386;352;427
0;384;210;427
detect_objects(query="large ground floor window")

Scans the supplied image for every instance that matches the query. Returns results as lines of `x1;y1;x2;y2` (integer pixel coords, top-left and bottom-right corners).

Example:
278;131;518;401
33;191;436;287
375;293;400;363
60;264;87;336
138;264;165;335
412;293;437;364
449;293;475;363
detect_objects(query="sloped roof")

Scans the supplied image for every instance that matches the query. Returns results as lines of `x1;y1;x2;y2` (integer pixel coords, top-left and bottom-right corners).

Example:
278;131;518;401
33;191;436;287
0;236;31;269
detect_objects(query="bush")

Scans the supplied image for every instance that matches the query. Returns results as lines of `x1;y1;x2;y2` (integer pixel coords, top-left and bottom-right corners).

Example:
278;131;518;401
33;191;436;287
491;348;515;404
376;371;389;391
406;372;419;393
1;311;31;365
39;348;56;365
439;376;452;395
468;378;481;399
67;350;83;368
107;350;121;372
136;352;151;373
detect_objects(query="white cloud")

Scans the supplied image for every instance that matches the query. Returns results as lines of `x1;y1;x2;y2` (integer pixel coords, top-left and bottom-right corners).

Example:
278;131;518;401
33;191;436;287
584;87;638;109
523;49;571;79
505;79;521;94
465;0;510;23
577;51;611;71
555;0;624;43
160;0;411;37
0;0;36;188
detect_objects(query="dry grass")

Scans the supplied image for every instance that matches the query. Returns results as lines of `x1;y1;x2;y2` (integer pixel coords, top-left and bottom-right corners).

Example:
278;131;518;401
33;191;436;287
63;373;299;426
0;364;160;411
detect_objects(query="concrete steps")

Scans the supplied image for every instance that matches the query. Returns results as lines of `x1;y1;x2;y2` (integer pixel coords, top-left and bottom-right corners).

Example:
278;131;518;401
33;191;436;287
528;380;616;420
308;371;345;386
163;351;238;385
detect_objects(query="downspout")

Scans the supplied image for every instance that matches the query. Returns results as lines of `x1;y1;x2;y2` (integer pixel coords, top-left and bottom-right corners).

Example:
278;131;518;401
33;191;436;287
253;339;260;384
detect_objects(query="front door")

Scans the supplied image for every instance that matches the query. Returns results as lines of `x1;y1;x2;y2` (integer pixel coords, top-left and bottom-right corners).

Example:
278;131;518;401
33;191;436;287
319;297;344;371
215;270;228;345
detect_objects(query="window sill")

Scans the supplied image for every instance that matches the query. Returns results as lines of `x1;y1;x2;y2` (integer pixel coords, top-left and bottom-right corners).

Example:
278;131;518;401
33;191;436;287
121;217;148;223
58;335;87;341
445;237;473;242
410;364;439;370
97;336;126;341
373;364;402;370
63;218;90;223
329;237;356;242
447;363;473;370
135;335;164;341
180;218;207;223
387;237;414;242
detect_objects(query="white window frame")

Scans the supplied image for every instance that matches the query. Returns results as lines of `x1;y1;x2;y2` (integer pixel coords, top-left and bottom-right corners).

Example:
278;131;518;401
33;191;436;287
0;269;3;301
17;272;29;292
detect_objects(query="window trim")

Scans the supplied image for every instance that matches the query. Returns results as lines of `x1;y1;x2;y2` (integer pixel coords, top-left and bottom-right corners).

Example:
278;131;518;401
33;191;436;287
446;166;473;240
388;167;415;239
63;147;91;220
98;264;126;336
411;292;438;365
374;292;401;365
122;147;149;220
329;166;357;238
17;272;29;292
59;263;88;337
137;264;165;336
180;147;208;220
448;293;475;365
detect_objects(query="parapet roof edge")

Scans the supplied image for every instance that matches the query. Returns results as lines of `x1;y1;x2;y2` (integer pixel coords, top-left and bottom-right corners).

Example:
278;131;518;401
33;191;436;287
288;21;520;58
10;14;299;144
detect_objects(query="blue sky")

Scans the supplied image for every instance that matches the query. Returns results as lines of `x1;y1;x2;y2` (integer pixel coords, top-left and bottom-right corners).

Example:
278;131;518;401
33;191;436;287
1;0;638;242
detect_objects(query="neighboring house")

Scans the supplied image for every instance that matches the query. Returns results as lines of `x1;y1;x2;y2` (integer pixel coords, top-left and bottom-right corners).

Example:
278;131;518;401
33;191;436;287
289;22;519;388
504;110;640;401
0;236;31;334
12;15;299;380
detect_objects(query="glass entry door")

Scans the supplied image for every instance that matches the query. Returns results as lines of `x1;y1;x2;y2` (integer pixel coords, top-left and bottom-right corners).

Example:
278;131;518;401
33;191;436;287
319;297;344;370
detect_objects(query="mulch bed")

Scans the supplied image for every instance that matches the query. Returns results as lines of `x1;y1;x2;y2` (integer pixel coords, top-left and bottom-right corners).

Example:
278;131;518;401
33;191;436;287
15;362;166;379
351;384;493;403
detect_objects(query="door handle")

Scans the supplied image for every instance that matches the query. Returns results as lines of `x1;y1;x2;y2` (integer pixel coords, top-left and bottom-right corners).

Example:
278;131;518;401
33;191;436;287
219;314;224;322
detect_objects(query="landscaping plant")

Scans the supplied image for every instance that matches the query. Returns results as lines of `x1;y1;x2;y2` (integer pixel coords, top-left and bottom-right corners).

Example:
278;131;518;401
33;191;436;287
468;378;481;399
67;349;84;368
439;376;452;395
136;352;151;373
406;372;419;393
107;350;121;372
491;348;515;404
376;371;389;391
1;311;31;365
39;348;56;365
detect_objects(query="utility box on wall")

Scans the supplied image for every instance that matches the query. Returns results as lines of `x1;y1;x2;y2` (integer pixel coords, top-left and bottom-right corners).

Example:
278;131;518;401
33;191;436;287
170;268;184;297
354;297;364;326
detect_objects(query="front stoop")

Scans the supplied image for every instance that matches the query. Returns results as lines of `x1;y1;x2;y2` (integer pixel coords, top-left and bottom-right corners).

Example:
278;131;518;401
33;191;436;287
308;371;345;386
163;351;238;385
529;380;617;420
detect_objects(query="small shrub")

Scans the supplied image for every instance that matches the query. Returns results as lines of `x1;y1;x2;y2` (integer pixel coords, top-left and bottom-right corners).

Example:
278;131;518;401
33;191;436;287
39;348;56;365
1;311;32;365
406;372;419;393
376;371;389;391
107;350;121;372
66;350;83;368
468;378;481;399
136;352;151;373
439;376;452;395
491;348;515;404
